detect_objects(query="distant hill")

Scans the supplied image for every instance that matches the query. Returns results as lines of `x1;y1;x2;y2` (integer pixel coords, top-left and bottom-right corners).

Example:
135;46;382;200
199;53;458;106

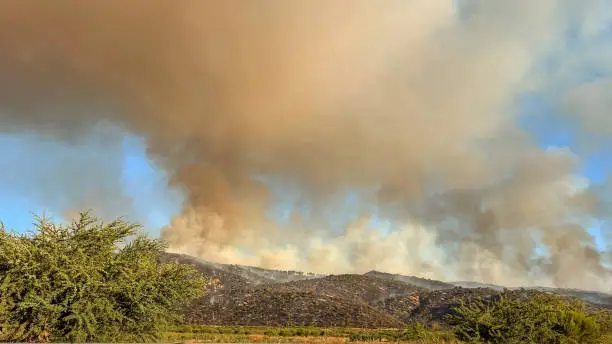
162;252;612;328
528;287;612;309
449;281;612;309
449;281;505;291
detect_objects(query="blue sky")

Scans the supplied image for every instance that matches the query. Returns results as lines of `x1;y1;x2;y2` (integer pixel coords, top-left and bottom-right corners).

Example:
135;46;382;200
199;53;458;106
0;133;183;236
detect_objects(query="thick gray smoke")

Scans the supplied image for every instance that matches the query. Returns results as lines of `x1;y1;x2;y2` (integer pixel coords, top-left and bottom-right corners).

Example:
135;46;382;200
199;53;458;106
0;0;610;290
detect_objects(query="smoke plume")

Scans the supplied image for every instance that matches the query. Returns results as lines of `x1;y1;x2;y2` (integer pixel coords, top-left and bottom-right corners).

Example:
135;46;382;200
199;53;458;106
0;0;610;290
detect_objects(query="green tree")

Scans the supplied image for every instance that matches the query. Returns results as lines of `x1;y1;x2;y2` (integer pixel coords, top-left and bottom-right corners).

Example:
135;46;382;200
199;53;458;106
0;211;207;342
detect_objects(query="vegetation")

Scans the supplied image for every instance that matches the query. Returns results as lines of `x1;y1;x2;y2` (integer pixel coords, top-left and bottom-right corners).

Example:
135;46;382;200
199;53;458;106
445;292;610;344
0;211;207;342
162;324;458;343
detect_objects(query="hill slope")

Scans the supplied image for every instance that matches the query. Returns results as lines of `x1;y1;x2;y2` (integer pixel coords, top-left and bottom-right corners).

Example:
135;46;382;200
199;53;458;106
186;288;405;328
365;270;455;291
163;252;612;328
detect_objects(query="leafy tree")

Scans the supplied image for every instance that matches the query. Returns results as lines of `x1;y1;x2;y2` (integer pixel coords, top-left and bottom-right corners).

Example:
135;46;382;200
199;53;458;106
445;291;602;344
0;211;207;342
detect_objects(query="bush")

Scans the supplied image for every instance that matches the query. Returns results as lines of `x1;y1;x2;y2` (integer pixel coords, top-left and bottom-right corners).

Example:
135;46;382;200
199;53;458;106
403;322;427;339
0;211;207;342
445;292;603;344
595;310;612;334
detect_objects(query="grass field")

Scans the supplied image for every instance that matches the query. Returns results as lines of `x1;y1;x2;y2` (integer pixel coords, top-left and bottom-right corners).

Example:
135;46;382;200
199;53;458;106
162;325;459;343
162;324;612;343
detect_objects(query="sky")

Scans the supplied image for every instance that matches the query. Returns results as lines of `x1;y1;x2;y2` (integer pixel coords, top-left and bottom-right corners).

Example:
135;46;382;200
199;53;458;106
0;133;182;236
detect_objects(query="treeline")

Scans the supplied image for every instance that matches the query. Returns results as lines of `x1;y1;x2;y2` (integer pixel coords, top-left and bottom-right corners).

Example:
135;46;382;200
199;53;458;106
0;212;207;342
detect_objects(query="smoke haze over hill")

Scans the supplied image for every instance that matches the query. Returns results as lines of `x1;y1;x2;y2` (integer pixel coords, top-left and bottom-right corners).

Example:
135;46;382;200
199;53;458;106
0;1;611;291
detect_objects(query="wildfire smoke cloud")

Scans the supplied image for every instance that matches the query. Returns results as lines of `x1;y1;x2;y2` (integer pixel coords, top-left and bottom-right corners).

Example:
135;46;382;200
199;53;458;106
0;0;610;291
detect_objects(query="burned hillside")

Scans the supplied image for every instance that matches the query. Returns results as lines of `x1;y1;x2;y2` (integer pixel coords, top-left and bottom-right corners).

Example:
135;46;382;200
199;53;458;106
365;270;455;291
169;253;612;328
185;288;405;328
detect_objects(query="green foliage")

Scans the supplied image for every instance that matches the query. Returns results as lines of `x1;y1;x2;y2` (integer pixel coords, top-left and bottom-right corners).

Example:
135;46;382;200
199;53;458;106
0;211;207;342
445;292;603;344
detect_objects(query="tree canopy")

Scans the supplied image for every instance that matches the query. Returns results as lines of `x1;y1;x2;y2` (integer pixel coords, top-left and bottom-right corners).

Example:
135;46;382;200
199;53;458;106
0;211;207;342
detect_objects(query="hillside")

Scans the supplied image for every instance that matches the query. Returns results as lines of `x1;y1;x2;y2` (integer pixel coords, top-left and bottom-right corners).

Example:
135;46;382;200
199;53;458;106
365;270;455;290
185;288;405;328
266;274;425;305
161;252;322;288
163;253;612;328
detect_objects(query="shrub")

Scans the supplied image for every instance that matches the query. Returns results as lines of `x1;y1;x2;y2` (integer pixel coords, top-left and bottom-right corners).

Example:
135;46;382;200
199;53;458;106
0;211;207;342
595;310;612;334
402;322;427;339
445;292;603;344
